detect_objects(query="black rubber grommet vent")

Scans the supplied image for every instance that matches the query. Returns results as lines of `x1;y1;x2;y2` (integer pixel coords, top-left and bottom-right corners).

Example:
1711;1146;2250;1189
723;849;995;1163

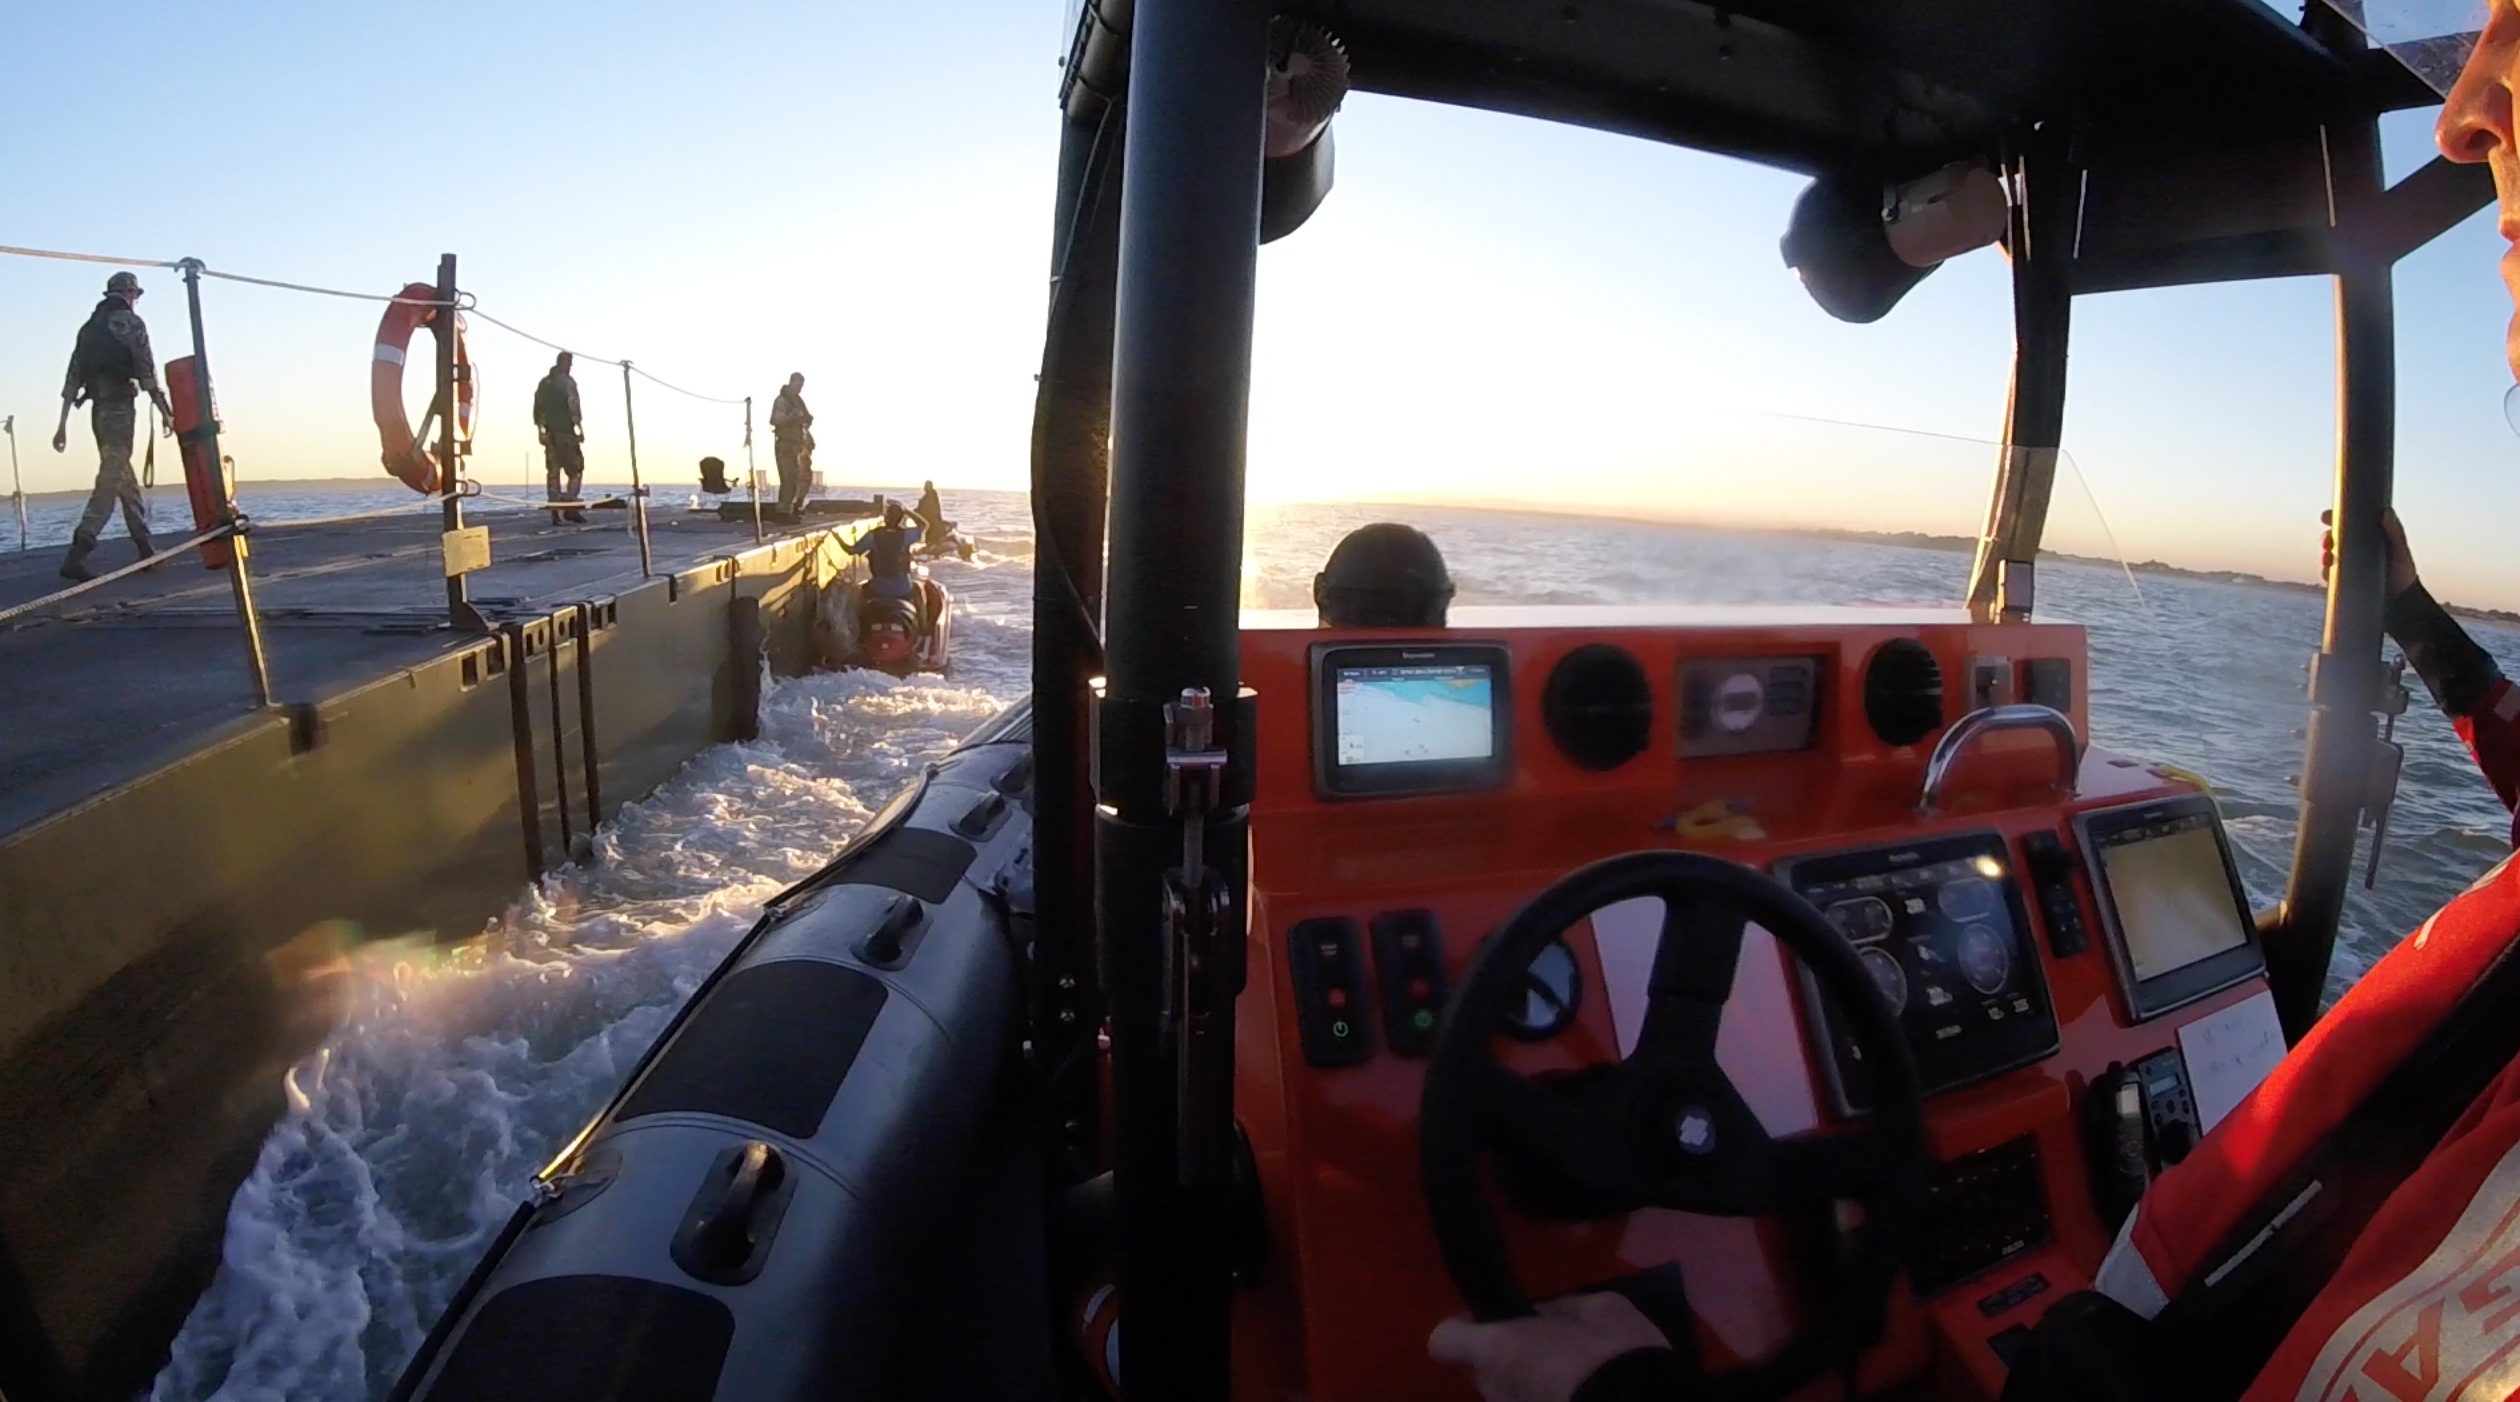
1863;639;1946;748
1544;644;1654;771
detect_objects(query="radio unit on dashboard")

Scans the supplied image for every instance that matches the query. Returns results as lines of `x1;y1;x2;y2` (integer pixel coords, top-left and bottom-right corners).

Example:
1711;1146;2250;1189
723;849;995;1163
1310;642;1514;799
2073;795;2265;1021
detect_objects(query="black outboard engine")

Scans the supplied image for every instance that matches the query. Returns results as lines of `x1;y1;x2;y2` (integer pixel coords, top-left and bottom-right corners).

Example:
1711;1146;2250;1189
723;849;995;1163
861;593;921;670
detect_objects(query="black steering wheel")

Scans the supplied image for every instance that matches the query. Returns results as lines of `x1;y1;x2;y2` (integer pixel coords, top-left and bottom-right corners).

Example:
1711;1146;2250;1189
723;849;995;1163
1419;850;1931;1401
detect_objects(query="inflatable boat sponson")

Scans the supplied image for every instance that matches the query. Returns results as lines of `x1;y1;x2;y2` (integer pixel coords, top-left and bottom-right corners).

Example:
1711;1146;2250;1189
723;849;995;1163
393;705;1046;1402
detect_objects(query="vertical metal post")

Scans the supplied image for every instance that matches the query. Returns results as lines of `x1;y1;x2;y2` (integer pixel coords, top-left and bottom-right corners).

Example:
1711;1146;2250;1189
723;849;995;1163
436;253;486;632
622;361;653;577
1966;128;2076;623
2269;106;2396;1040
745;395;763;543
4;417;24;552
180;259;275;707
1098;0;1267;1395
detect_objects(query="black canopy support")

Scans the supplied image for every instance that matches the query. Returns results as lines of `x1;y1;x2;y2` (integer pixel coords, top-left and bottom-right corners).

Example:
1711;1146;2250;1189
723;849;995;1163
2357;155;2497;266
1096;0;1269;1396
2071;152;2490;294
2268;103;2398;1041
1967;125;2076;622
1030;96;1127;1175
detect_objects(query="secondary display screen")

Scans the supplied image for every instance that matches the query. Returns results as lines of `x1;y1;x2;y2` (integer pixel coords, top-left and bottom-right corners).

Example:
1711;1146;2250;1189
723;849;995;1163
2077;797;2264;1020
1312;643;1514;798
2098;818;2251;980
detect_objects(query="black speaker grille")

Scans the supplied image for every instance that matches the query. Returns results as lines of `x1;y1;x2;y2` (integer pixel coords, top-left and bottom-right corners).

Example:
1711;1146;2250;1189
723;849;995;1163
1544;644;1654;771
1863;639;1946;748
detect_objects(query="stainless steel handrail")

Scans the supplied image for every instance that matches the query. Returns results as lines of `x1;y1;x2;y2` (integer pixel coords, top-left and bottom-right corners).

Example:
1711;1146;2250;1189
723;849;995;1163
1917;703;2082;815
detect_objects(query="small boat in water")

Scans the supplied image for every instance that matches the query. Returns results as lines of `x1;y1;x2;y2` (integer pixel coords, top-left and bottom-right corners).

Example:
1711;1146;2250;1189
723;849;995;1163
810;515;954;675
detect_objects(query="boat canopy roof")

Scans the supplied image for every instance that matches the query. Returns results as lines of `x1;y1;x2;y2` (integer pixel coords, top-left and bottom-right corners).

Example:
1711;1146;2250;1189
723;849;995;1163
1231;0;2473;293
1289;0;2431;178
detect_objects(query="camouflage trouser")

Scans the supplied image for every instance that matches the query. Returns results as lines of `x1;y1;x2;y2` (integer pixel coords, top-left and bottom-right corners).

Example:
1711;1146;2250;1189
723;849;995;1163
546;436;586;504
774;435;808;515
73;397;148;546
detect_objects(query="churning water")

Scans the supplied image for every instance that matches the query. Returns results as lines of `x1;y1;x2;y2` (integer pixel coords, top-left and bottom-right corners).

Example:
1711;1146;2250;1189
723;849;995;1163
145;489;2520;1399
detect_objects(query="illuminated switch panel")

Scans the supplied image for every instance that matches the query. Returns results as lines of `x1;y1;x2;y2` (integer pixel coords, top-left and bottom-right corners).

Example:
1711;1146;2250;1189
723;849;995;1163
1288;917;1375;1067
1371;909;1449;1057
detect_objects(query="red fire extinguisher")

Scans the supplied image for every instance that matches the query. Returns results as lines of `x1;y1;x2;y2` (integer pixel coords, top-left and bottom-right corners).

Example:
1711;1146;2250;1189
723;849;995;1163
164;355;231;570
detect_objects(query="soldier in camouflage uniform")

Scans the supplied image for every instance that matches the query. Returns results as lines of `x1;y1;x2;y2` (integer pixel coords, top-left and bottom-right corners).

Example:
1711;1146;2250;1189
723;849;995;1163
533;351;587;524
52;271;173;581
770;372;813;520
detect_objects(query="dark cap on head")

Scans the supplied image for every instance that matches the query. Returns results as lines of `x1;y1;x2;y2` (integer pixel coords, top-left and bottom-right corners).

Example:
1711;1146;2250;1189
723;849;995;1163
104;271;141;296
884;500;905;523
1315;522;1454;628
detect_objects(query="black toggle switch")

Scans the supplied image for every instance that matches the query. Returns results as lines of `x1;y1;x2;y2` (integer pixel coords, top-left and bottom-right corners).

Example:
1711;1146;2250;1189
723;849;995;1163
1370;909;1449;1057
2020;831;2090;959
1288;917;1375;1067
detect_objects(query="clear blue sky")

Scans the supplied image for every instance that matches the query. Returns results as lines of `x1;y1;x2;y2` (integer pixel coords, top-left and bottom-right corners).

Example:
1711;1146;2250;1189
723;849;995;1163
5;1;2517;605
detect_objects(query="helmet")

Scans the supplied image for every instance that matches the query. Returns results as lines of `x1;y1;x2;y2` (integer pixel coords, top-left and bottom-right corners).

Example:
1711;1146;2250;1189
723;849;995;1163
1315;523;1454;628
104;271;141;296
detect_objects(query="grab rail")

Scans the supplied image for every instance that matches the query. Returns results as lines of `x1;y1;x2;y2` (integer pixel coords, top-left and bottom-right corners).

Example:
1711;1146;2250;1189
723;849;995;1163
1916;703;2081;816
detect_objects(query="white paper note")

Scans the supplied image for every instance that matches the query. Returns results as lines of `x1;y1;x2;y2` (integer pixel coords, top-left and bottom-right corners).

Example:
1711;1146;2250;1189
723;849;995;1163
2177;988;2289;1132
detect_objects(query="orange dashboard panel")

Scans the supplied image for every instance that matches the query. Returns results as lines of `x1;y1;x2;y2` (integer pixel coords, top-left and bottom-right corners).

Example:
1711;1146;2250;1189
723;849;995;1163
1228;609;2279;1402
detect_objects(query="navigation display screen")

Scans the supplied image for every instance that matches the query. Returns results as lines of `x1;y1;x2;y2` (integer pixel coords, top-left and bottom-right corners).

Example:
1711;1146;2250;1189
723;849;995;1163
1335;664;1496;766
2076;797;2264;1021
1312;643;1513;798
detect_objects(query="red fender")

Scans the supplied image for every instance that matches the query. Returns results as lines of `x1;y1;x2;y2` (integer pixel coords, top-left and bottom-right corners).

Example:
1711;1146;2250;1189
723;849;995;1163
371;282;474;494
163;355;232;570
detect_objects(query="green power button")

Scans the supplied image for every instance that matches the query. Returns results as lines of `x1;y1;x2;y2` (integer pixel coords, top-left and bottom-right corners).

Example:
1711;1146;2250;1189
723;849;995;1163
1412;1009;1435;1031
1330;1019;1352;1039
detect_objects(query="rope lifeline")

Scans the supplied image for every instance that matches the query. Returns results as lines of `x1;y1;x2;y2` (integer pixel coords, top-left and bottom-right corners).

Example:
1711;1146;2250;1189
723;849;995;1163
468;308;746;405
0;243;177;270
198;266;466;307
0;245;464;306
0;523;237;627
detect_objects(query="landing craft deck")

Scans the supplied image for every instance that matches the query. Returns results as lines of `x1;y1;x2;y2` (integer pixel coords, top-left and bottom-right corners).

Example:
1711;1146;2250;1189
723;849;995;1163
0;508;793;835
0;504;861;1400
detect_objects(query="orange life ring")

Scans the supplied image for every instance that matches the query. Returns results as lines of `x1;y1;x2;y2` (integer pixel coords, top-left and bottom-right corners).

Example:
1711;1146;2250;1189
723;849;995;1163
371;282;474;494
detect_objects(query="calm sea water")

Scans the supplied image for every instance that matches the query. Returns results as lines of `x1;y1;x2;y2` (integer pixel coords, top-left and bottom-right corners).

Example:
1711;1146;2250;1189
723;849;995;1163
133;486;2517;1399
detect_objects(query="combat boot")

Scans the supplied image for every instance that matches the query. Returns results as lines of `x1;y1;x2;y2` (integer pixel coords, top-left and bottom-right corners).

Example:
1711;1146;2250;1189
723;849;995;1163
133;528;159;568
58;536;97;583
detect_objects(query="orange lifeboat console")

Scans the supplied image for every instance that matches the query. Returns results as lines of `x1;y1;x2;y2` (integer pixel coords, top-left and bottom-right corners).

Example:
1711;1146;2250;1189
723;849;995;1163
1221;606;2274;1402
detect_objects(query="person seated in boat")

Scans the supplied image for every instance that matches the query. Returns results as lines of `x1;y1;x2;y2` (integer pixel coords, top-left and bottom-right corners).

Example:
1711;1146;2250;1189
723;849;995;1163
843;499;931;617
914;478;971;559
1430;13;2520;1401
1314;521;1455;628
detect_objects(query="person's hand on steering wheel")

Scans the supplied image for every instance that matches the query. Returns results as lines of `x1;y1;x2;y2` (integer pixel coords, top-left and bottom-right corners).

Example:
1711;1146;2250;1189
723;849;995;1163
1429;1293;1675;1402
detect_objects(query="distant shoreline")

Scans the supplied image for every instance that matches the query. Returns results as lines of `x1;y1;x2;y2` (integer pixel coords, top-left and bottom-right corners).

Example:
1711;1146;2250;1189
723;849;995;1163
19;477;2511;624
1380;496;2520;628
